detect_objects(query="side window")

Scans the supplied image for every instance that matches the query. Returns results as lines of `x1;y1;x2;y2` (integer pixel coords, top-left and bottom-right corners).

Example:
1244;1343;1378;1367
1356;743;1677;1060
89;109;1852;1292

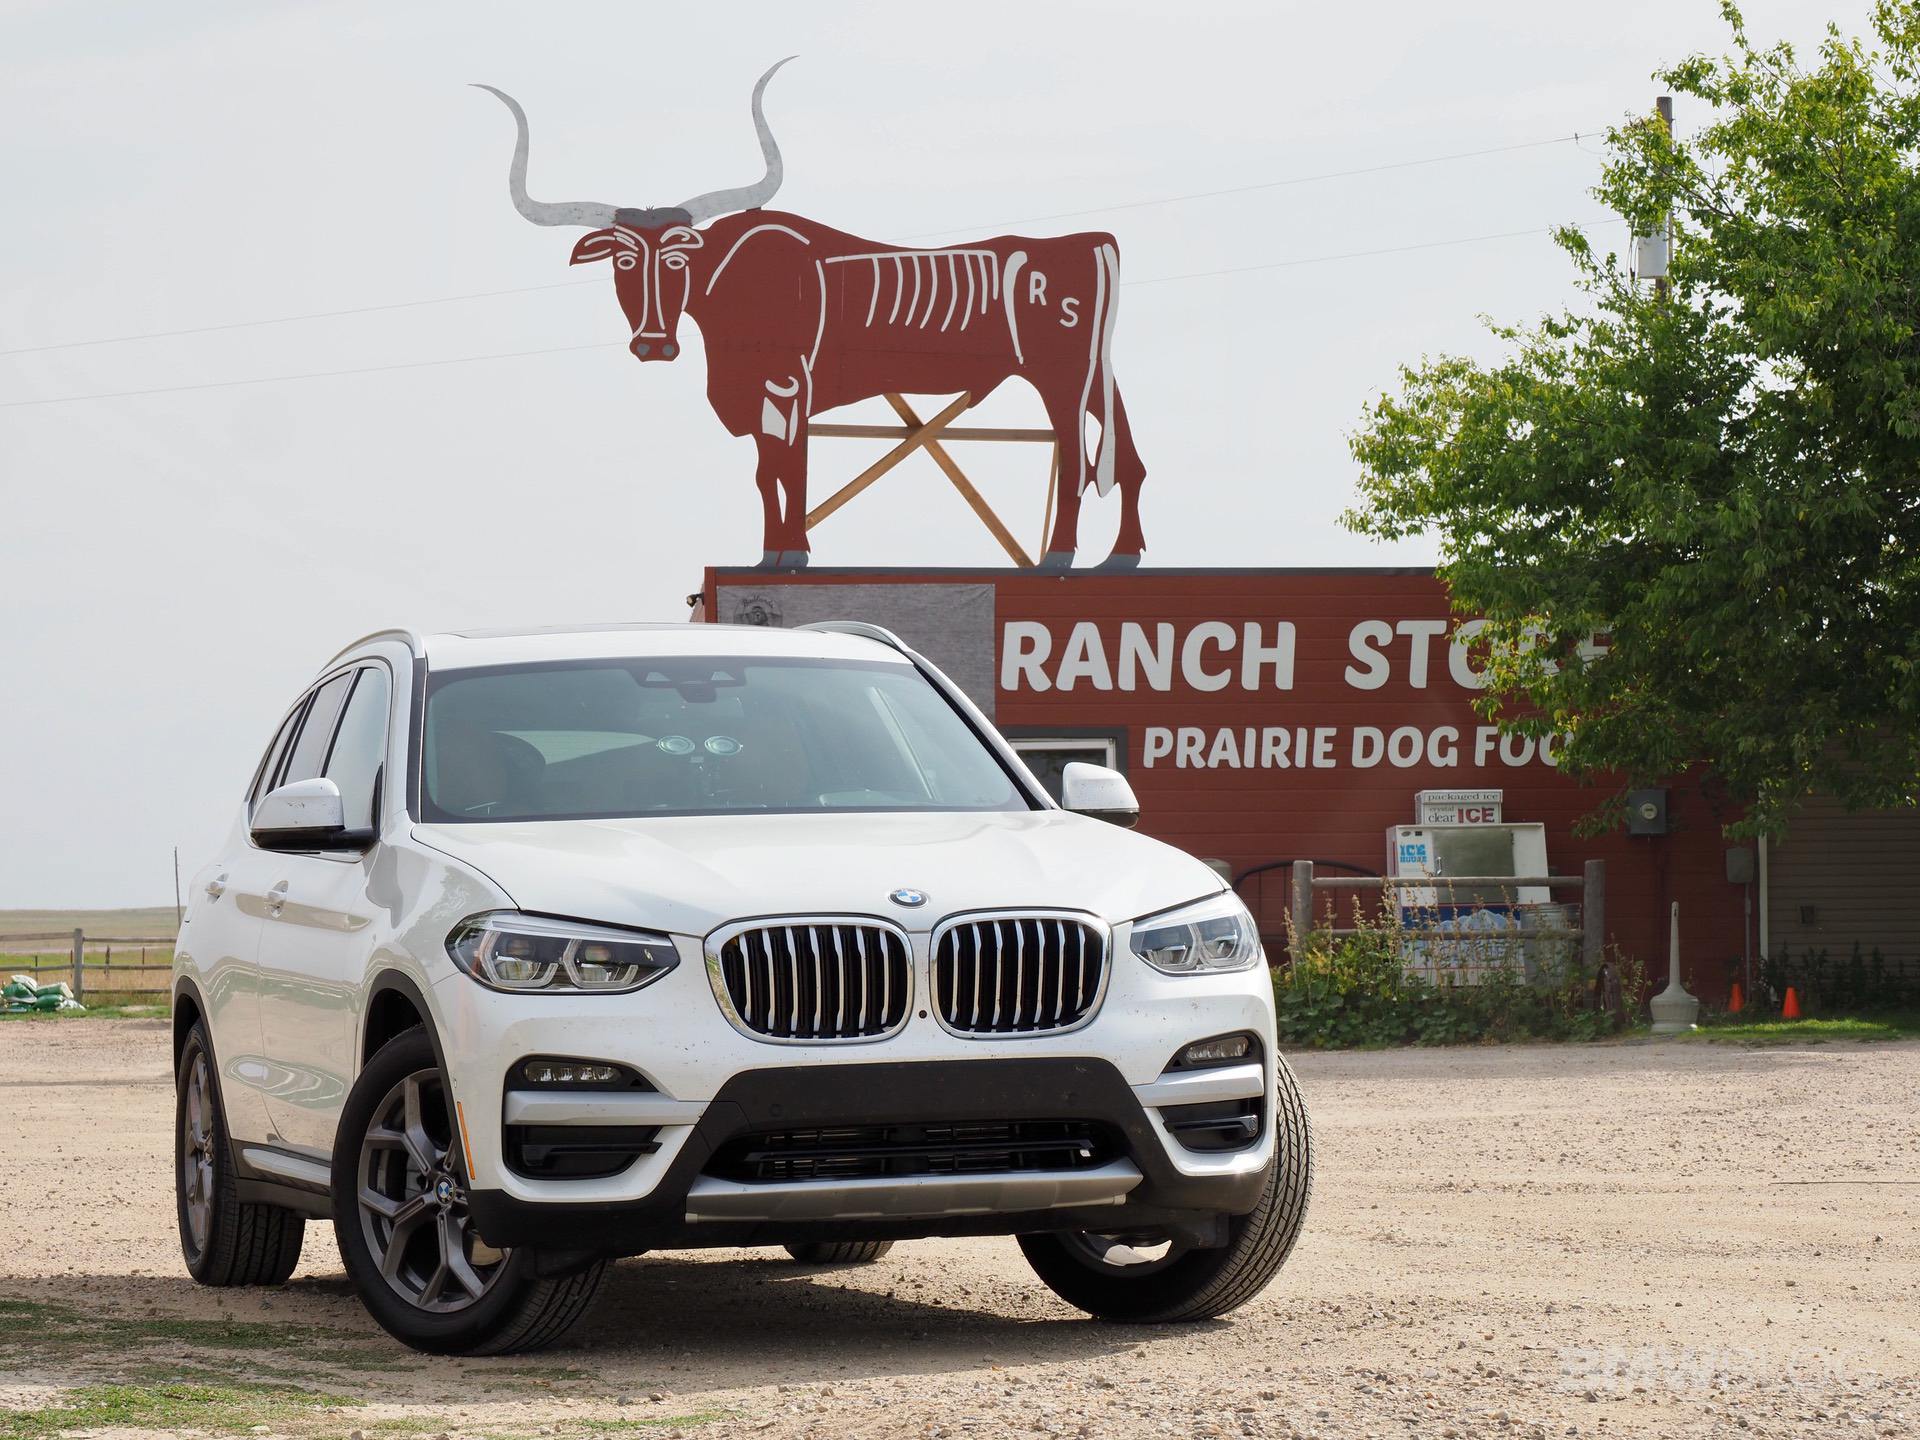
277;672;355;790
249;704;306;809
324;667;391;831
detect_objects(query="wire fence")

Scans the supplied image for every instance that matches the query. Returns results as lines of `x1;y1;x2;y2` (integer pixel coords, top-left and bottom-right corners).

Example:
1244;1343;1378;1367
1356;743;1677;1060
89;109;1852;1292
1292;861;1604;987
1236;860;1607;984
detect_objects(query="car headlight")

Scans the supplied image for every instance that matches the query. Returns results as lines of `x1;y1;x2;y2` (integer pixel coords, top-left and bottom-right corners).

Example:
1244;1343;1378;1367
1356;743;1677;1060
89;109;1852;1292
1129;892;1263;975
447;912;679;994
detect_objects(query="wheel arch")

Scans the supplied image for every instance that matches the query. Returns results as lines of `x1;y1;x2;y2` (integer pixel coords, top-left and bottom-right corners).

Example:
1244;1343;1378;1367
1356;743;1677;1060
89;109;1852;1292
362;968;451;1078
172;976;209;1071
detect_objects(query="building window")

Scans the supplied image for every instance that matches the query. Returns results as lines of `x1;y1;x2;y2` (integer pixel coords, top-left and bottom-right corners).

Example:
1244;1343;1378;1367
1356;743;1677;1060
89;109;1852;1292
1008;735;1122;804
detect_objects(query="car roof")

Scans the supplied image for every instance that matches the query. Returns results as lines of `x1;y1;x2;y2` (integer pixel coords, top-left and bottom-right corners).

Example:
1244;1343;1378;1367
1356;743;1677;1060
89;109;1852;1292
339;622;905;674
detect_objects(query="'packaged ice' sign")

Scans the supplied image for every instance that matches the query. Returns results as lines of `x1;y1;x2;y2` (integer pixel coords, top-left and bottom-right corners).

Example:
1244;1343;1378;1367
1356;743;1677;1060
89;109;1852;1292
1417;789;1503;825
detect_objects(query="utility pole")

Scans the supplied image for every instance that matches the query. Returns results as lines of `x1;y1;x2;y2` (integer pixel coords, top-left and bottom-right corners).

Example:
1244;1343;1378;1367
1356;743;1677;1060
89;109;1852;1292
1636;92;1701;1032
1633;95;1674;296
1654;95;1673;302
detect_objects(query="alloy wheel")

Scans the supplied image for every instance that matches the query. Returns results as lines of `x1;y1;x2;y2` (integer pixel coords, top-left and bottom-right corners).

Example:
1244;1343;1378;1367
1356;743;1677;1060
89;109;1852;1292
180;1051;215;1257
356;1068;506;1313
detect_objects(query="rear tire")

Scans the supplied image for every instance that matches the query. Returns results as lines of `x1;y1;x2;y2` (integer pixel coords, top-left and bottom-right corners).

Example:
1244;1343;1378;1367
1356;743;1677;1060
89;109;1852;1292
175;1020;304;1286
785;1240;894;1265
1019;1052;1312;1322
331;1027;606;1354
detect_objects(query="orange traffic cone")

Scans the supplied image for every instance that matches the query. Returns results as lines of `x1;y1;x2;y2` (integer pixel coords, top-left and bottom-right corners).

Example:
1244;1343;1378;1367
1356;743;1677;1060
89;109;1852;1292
1782;986;1802;1020
1728;982;1744;1015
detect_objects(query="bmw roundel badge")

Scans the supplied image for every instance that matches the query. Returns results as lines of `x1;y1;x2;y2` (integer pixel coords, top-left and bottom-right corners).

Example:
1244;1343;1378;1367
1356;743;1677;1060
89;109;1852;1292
889;888;927;908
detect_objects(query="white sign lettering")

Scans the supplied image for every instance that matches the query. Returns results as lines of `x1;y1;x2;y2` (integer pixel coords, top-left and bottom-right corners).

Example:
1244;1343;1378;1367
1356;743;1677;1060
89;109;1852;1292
1002;620;1297;694
1001;617;1571;695
1139;725;1560;772
1418;788;1504;824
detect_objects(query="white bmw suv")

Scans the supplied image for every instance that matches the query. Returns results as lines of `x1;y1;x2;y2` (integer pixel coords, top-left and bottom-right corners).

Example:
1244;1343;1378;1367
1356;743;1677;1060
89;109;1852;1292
173;621;1311;1353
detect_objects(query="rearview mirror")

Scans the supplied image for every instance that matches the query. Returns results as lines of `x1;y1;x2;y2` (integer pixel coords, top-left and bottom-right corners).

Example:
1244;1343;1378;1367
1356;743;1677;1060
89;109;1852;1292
1061;762;1139;828
251;777;370;852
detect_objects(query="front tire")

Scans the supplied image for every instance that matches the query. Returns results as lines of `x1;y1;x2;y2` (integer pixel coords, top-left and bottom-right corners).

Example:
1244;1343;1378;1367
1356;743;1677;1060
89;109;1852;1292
1019;1052;1313;1323
175;1019;304;1286
785;1240;894;1265
331;1027;605;1354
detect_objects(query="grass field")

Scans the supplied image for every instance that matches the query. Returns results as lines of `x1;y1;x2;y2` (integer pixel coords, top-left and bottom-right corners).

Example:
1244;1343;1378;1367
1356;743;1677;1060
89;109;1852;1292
1690;1011;1920;1044
0;907;178;940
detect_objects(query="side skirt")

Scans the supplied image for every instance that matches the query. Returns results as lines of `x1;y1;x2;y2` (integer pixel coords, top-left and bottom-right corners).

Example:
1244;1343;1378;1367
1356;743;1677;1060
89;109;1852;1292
229;1141;333;1219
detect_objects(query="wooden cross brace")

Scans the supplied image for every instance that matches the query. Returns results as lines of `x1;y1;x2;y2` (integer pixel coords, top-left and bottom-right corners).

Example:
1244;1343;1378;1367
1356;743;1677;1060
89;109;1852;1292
805;393;1057;567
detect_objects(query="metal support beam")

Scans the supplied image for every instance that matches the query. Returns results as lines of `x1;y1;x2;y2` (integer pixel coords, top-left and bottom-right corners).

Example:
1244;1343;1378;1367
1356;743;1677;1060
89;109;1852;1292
804;392;975;530
810;422;1055;443
882;394;1033;567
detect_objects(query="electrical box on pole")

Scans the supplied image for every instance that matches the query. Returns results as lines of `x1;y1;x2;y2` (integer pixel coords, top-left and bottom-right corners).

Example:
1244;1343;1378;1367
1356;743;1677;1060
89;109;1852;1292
1633;96;1674;287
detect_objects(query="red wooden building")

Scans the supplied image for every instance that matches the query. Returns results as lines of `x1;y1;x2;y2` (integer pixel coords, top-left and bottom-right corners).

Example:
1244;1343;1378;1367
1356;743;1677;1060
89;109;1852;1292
698;565;1756;1003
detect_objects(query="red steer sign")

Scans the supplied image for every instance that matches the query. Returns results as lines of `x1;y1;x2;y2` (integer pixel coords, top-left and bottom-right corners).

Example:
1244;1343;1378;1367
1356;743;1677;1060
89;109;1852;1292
477;63;1146;570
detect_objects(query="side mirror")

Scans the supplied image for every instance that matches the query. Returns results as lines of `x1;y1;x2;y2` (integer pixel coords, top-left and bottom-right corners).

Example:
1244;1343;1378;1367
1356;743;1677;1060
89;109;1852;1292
1061;761;1140;829
251;777;371;852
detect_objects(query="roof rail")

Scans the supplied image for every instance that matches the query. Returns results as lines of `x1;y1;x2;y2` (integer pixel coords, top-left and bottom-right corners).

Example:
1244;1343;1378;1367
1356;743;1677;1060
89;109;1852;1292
795;619;910;655
320;627;422;671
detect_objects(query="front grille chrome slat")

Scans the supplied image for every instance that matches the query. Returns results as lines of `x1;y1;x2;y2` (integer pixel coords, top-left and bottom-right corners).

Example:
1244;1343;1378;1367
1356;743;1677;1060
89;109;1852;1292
832;927;848;1035
933;911;1108;1037
710;918;911;1043
742;930;759;1030
1052;918;1067;1026
970;922;984;1029
1012;920;1025;1030
854;927;869;1033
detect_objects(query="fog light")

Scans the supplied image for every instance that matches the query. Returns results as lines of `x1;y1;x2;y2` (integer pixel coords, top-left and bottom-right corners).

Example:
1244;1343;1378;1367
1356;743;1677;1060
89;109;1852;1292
519;1058;630;1087
1178;1034;1252;1068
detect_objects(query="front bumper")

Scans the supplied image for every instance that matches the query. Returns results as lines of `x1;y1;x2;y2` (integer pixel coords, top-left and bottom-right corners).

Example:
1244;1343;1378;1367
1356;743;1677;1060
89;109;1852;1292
467;1056;1270;1253
433;928;1278;1254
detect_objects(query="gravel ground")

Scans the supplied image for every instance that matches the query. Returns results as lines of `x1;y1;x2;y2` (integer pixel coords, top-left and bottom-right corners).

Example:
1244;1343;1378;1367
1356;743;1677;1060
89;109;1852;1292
0;1018;1914;1438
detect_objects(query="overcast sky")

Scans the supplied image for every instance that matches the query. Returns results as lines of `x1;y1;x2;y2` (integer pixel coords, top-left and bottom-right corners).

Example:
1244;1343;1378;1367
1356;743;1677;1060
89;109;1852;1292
0;0;1868;909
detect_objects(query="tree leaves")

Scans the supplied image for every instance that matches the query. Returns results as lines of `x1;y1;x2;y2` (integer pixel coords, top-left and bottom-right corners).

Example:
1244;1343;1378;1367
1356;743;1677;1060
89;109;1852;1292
1347;2;1920;836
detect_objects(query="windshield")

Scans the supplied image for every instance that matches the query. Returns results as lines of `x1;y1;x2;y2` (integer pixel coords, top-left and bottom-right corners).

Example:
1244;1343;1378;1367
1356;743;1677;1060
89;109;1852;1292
419;656;1031;822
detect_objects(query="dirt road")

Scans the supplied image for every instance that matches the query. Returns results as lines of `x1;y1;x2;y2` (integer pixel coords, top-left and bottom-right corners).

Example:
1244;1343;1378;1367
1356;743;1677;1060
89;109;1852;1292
0;1019;1913;1438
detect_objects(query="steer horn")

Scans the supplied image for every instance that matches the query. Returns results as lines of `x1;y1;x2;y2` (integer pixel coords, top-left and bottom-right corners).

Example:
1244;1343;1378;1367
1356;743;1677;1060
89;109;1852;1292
675;57;794;226
472;84;619;228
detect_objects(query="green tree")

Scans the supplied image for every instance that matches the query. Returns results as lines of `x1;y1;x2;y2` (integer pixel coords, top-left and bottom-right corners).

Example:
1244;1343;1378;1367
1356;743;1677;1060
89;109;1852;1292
1347;1;1920;836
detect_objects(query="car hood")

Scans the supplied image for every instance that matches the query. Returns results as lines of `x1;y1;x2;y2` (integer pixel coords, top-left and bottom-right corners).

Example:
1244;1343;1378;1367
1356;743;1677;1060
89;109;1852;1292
411;809;1223;938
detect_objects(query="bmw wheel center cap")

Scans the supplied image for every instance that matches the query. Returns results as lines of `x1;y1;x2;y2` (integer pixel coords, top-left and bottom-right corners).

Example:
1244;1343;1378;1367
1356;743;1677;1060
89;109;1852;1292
889;888;927;908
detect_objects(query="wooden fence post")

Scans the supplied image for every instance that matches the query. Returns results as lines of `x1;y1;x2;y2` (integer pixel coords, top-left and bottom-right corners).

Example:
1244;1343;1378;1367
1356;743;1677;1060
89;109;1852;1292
1582;859;1606;970
70;928;84;1002
1290;861;1315;955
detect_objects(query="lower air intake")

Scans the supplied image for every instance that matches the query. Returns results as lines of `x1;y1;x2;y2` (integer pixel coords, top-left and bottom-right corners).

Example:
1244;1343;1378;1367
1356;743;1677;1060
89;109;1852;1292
705;1119;1122;1184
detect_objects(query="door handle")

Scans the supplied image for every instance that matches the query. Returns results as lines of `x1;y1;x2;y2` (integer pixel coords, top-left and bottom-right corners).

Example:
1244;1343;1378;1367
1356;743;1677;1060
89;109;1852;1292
204;874;227;900
267;880;289;917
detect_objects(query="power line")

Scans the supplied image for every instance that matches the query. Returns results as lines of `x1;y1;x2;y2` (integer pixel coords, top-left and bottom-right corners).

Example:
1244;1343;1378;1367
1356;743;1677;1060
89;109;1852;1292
1126;218;1623;286
1;125;1608;360
0;279;601;358
0;341;618;410
898;129;1606;239
0;218;1627;411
